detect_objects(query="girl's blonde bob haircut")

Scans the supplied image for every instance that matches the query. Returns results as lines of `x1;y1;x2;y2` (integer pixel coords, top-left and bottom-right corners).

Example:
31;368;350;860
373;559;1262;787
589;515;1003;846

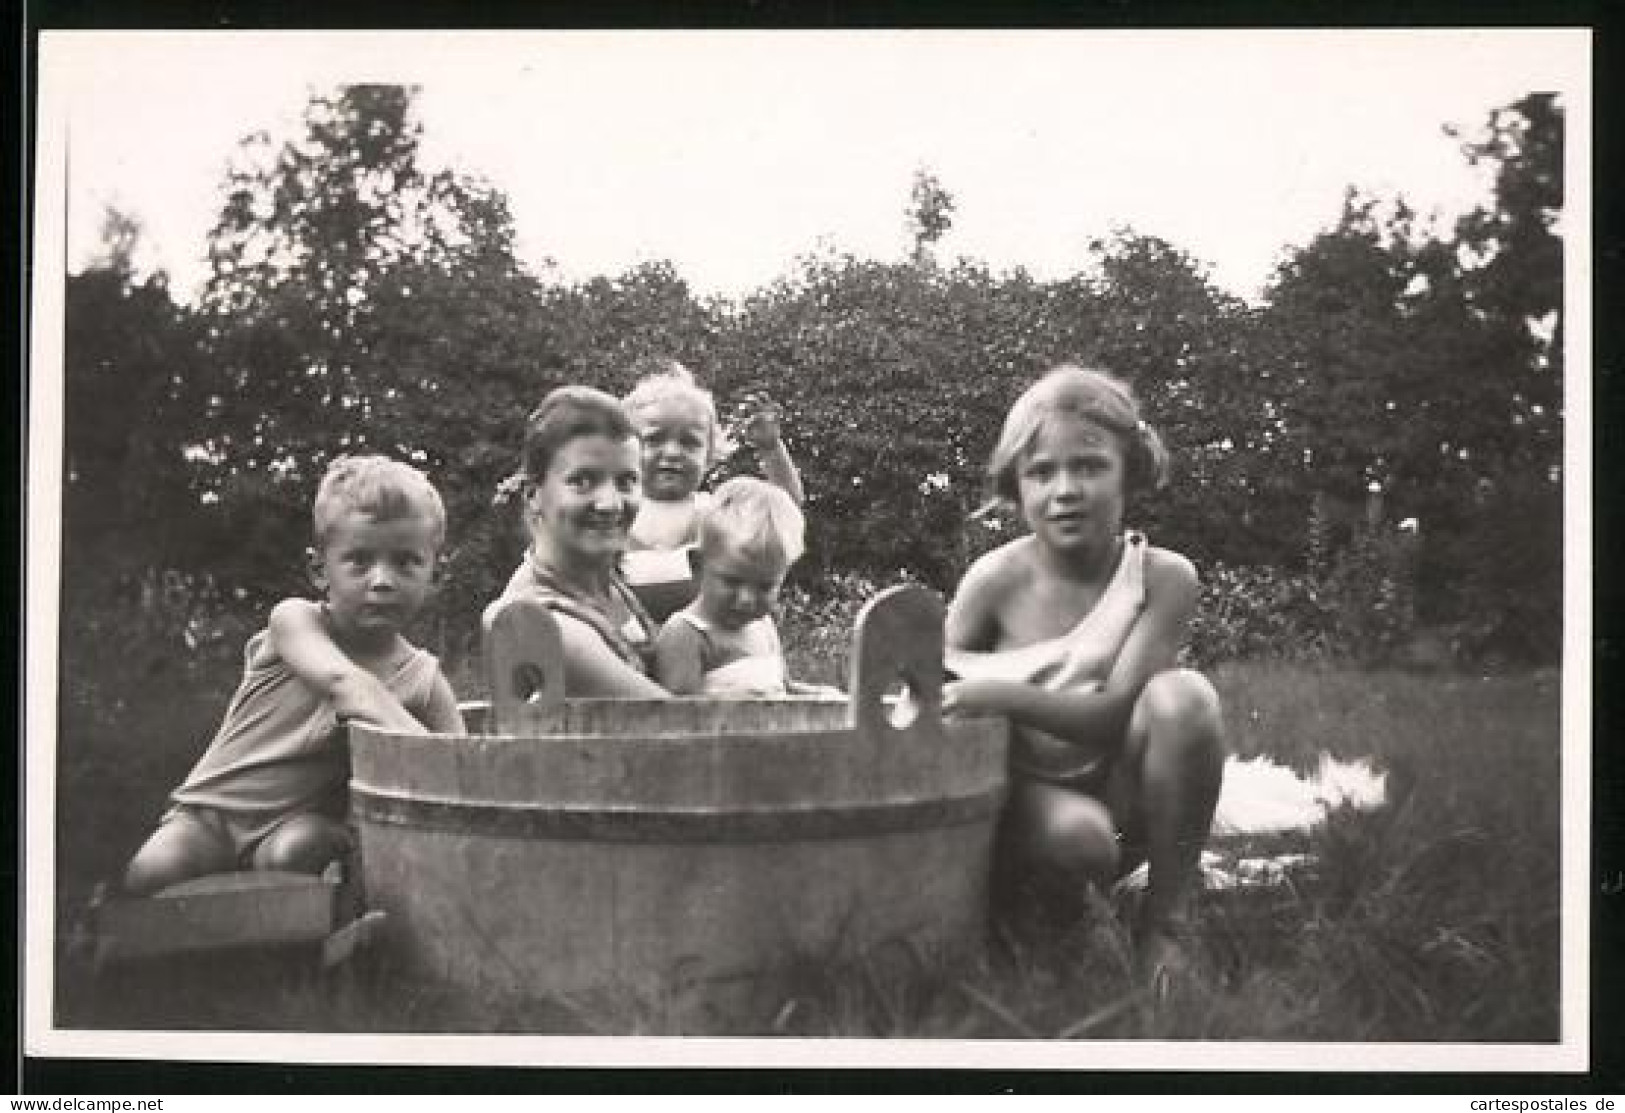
698;476;806;569
313;454;447;549
987;364;1170;505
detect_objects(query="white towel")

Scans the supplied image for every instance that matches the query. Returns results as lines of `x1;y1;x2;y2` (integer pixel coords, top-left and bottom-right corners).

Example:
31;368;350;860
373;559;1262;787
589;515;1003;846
1210;753;1388;837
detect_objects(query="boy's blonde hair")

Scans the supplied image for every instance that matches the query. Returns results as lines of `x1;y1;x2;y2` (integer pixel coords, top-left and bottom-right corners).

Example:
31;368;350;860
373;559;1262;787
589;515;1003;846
313;454;447;549
699;476;805;569
987;364;1170;505
622;357;726;461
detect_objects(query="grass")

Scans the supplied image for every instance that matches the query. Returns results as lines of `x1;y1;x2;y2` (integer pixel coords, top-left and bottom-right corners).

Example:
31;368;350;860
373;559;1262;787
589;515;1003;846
48;622;1562;1040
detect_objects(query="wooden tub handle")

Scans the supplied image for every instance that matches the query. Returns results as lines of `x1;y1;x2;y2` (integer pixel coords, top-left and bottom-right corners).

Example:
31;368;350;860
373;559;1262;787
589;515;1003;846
850;584;944;739
482;597;567;734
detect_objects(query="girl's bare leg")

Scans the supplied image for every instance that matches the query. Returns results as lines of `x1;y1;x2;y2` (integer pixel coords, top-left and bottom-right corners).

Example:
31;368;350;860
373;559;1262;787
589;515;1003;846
1120;668;1226;978
1007;781;1122;889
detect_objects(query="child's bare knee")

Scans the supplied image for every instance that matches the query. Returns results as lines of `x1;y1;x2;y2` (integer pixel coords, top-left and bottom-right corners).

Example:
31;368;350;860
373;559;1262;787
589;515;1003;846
1032;795;1120;882
121;855;173;897
123;844;208;896
122;816;232;895
1141;669;1223;741
253;816;351;874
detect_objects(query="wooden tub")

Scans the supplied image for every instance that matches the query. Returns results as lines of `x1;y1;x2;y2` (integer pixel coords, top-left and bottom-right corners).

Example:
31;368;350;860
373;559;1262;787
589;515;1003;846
348;585;1008;1030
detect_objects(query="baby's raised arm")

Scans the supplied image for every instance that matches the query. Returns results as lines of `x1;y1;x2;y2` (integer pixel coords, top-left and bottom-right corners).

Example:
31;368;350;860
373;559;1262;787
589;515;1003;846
267;598;428;733
735;393;805;506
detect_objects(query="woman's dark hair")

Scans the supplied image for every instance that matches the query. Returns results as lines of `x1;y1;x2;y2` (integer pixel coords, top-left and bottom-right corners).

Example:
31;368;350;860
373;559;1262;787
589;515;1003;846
521;385;638;483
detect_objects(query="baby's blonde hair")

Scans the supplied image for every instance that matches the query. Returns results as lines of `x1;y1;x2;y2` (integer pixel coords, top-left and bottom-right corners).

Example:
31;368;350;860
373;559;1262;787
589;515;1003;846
986;364;1169;506
312;454;446;549
699;476;805;569
622;357;725;461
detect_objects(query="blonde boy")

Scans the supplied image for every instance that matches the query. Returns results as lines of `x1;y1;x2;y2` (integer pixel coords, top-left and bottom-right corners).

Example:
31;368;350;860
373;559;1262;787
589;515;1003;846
122;455;464;895
653;477;835;697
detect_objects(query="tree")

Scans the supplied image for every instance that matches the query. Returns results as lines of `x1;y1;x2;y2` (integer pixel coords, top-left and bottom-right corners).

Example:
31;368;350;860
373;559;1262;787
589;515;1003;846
1451;93;1563;331
905;168;956;268
539;261;723;397
195;84;559;648
63;217;209;584
1256;94;1565;659
1439;93;1564;657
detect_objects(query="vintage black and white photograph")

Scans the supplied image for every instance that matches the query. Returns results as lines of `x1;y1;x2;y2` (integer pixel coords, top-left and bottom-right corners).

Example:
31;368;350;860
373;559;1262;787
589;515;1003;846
24;28;1590;1069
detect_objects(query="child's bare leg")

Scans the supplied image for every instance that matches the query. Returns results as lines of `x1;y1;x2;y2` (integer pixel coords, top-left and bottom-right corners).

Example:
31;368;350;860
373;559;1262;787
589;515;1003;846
251;814;353;875
1008;781;1122;895
1122;668;1225;963
122;811;235;896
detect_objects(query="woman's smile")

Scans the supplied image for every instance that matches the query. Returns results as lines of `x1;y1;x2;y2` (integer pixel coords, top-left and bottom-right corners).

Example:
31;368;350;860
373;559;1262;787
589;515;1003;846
526;434;643;564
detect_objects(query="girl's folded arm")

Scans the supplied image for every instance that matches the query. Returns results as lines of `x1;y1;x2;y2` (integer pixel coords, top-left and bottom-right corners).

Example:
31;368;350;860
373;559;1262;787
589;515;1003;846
944;549;1199;753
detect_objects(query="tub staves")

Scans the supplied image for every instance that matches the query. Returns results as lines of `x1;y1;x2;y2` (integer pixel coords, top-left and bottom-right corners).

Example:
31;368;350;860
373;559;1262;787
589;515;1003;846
348;584;1009;1032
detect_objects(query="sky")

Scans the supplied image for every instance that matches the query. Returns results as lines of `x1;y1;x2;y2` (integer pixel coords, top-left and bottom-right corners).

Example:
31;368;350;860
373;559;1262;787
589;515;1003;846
46;29;1588;306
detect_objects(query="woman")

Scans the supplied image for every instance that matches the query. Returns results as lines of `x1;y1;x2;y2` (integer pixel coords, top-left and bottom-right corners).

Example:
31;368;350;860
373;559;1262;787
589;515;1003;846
495;386;667;697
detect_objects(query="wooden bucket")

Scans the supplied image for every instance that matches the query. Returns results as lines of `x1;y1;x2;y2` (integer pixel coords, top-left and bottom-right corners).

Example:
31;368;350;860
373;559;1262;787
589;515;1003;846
348;585;1008;1029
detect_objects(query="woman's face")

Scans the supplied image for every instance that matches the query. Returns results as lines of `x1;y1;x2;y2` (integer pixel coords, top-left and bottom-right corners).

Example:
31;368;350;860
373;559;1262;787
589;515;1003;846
1016;414;1126;554
527;434;642;564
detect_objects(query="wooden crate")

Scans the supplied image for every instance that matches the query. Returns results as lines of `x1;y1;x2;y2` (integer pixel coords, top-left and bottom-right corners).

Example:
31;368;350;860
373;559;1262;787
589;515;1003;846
93;870;340;967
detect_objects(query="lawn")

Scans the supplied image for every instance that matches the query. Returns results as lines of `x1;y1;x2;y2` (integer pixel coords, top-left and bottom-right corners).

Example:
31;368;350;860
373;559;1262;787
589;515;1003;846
48;652;1562;1042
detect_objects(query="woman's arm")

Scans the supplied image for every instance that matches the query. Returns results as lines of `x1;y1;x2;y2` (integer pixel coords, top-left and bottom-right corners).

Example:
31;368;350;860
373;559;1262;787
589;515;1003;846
652;619;707;695
554;612;670;698
267;599;426;733
942;549;1199;754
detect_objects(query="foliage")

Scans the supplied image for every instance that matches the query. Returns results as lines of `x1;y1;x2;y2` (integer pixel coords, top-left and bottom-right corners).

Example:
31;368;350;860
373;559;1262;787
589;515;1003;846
904;167;956;267
1186;563;1331;667
178;87;575;663
58;86;1565;678
718;254;1038;587
1250;94;1562;659
62;256;210;583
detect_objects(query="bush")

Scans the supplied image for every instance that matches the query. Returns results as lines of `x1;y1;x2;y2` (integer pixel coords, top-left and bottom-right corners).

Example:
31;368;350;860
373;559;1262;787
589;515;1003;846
1188;563;1334;667
777;570;923;687
56;572;254;890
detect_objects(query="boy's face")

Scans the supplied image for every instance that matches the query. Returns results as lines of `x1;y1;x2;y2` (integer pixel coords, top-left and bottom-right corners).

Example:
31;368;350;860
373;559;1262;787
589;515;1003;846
313;509;440;645
697;540;789;631
633;396;711;502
